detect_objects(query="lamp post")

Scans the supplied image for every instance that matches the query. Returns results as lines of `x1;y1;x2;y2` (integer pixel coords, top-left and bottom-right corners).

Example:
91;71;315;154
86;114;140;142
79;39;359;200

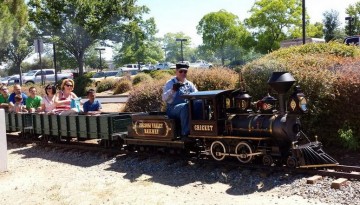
302;0;306;45
95;48;105;72
345;16;354;36
176;38;187;62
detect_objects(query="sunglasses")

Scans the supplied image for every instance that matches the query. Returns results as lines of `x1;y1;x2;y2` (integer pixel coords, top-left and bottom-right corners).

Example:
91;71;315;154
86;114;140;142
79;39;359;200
179;70;187;74
65;84;73;87
46;87;52;90
1;88;8;91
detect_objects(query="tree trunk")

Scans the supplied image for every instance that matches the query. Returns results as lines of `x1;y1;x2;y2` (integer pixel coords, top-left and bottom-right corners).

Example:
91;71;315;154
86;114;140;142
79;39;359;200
77;52;85;76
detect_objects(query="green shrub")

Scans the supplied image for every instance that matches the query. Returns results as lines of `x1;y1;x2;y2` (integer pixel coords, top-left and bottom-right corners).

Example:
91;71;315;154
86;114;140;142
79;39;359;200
132;73;153;85
338;125;359;151
149;69;176;79
241;42;360;149
96;79;116;93
187;67;238;91
149;70;174;80
113;78;132;95
125;79;166;112
73;76;93;97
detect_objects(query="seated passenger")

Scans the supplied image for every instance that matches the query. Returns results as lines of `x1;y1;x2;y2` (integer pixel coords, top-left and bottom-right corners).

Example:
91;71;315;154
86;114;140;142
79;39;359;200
162;63;197;137
0;85;10;111
41;84;57;113
26;87;42;113
83;89;102;115
9;94;27;113
55;79;77;111
8;84;27;105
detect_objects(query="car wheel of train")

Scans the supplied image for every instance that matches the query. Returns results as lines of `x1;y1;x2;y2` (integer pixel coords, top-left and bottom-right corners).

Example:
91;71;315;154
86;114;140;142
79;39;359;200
262;155;273;166
235;141;253;163
286;156;298;168
210;141;226;161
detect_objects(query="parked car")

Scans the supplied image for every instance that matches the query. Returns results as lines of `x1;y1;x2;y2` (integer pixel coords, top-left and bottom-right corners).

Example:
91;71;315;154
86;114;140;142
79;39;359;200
119;63;150;71
189;60;213;68
155;62;175;70
1;76;11;85
90;70;120;85
22;69;73;85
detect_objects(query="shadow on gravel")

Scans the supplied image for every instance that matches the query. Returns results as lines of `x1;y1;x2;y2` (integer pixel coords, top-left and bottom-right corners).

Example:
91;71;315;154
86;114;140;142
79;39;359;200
105;154;306;196
9;144;107;167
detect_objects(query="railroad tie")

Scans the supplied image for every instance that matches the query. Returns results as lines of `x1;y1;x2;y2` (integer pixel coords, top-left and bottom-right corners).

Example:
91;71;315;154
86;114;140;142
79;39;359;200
331;178;348;189
306;175;322;184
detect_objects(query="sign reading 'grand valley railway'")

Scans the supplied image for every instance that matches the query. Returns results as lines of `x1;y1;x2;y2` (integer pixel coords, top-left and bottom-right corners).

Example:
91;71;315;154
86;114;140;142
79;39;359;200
132;121;172;137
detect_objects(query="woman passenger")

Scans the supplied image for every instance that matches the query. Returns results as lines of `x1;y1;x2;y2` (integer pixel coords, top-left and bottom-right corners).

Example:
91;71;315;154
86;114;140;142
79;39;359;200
54;79;77;111
41;84;57;113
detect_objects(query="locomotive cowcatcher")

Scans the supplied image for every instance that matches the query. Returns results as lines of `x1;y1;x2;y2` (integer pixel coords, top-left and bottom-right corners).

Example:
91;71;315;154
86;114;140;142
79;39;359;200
125;72;338;168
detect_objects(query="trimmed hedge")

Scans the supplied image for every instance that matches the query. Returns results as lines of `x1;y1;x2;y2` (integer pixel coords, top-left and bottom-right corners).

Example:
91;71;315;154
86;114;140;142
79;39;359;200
242;42;360;150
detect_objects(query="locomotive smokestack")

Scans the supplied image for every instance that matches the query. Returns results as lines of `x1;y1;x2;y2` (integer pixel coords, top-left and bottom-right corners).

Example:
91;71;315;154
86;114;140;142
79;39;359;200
268;72;295;115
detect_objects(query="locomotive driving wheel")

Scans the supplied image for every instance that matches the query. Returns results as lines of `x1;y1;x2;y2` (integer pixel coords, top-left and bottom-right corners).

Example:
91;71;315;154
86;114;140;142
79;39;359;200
235;141;253;163
286;156;298;168
210;141;226;161
262;155;273;166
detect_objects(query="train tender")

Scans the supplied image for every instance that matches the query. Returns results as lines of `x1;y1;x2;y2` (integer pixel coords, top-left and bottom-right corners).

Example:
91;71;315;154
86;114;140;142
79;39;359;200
125;72;338;168
4;72;338;168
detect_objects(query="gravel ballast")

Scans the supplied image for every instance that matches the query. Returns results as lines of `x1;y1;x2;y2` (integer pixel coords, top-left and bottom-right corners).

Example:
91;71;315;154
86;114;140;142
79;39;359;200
0;143;359;205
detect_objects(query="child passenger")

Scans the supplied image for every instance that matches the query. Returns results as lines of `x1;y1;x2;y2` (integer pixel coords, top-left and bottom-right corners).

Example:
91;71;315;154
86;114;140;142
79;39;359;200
83;89;102;115
10;94;27;113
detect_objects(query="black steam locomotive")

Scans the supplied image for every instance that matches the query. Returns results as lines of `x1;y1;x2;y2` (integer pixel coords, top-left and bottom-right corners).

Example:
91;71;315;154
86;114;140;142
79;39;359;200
126;72;337;168
4;72;338;168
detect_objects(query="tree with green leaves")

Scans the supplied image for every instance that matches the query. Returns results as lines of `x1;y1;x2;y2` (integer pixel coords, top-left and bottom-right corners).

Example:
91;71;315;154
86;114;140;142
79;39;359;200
161;32;193;63
245;0;302;53
0;0;28;50
0;0;31;78
345;2;360;36
28;0;148;76
113;17;163;66
288;22;323;39
197;10;250;65
322;10;341;42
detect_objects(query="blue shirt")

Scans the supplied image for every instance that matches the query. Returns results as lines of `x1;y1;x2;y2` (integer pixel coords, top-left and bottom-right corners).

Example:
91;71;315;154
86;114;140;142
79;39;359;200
83;100;102;112
162;77;197;106
8;92;28;105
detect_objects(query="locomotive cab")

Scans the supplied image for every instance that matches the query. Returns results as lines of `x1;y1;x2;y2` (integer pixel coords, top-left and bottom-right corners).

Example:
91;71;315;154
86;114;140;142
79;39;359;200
182;90;233;137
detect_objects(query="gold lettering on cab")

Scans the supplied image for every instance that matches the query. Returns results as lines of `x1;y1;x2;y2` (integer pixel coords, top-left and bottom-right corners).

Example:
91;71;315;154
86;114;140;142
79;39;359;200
137;122;164;135
193;124;214;131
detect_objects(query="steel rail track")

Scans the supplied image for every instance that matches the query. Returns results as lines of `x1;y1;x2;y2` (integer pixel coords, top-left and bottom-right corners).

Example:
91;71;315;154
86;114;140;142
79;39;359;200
6;133;360;180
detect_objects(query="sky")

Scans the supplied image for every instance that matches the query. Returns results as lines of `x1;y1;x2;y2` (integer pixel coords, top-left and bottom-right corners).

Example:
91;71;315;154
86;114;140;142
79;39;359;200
137;0;360;47
7;0;360;67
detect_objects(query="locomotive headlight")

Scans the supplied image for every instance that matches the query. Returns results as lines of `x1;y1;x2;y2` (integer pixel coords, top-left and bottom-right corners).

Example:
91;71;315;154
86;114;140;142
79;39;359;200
299;97;307;112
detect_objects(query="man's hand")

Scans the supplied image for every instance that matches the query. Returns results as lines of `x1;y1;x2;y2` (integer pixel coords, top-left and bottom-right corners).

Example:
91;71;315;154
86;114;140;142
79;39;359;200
172;82;184;91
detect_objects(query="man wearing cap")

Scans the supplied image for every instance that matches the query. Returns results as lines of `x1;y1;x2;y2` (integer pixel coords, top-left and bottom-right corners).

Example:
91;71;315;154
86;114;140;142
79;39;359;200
162;63;198;137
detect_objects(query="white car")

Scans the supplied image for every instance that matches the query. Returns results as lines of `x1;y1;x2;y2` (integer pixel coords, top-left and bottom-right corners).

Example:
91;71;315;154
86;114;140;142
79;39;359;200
90;70;119;85
1;75;20;85
190;60;213;68
155;62;175;70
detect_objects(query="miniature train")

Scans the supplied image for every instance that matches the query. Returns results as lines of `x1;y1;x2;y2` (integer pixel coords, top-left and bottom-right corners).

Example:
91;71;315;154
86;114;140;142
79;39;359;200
4;72;338;168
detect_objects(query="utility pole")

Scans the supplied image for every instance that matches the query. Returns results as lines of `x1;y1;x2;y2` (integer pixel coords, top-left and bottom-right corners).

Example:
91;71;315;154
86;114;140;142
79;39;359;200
302;0;306;45
34;39;44;85
176;38;187;62
95;48;105;72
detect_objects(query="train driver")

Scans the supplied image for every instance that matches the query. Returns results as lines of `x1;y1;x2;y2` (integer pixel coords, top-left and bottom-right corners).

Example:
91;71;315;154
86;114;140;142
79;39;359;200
162;63;198;137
